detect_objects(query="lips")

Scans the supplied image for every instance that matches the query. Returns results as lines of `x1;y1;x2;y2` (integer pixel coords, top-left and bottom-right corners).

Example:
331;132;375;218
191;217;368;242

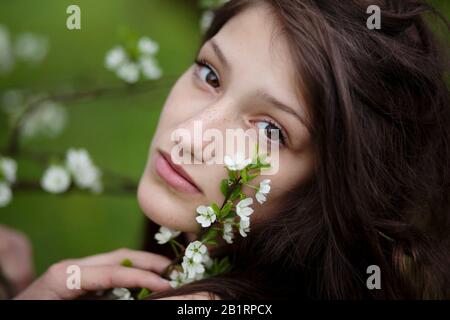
155;150;202;194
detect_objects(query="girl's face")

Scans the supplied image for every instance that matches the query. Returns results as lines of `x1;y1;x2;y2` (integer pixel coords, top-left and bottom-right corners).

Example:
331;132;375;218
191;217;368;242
138;3;315;232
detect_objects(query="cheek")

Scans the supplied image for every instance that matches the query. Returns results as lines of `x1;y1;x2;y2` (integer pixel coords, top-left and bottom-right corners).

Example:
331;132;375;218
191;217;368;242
280;151;315;189
158;68;201;125
251;151;315;220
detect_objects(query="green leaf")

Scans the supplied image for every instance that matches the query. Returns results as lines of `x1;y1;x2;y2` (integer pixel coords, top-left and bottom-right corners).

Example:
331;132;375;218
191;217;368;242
204;239;218;245
240;169;248;183
228;170;237;180
121;259;133;267
220;179;229;197
221;202;232;216
211;202;221;216
223;210;236;220
229;186;241;202
201;228;218;244
208;256;231;277
218;257;231;273
137;288;152;300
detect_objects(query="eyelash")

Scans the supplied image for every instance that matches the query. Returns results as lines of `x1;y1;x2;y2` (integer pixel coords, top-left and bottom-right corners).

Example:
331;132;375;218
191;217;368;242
193;58;287;146
194;59;219;86
259;119;287;145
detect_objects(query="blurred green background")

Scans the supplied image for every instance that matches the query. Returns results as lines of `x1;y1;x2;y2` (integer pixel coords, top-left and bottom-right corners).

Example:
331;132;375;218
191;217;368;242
0;0;202;275
0;0;448;277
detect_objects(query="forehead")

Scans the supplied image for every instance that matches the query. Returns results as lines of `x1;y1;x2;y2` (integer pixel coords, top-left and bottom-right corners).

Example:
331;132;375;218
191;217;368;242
209;3;299;104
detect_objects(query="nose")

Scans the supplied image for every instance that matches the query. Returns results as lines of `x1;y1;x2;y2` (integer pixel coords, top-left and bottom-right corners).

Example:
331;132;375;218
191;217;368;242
170;98;241;165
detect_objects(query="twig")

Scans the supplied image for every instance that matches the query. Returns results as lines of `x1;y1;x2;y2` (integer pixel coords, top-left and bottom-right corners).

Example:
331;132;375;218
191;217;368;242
5;76;177;156
11;179;137;195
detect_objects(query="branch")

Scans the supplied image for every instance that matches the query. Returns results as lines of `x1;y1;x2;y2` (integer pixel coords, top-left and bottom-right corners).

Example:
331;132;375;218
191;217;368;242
4;75;178;156
11;179;137;196
10;148;138;194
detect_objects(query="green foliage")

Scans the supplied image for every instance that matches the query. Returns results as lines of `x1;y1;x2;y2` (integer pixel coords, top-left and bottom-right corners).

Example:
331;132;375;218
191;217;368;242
120;258;133;267
198;0;229;10
206;256;231;277
0;0;201;275
220;178;228;197
201;228;218;245
137;288;152;300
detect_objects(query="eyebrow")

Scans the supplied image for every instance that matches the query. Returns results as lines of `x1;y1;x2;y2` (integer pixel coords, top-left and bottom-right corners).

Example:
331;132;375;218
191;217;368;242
209;39;307;127
210;39;230;70
256;90;306;125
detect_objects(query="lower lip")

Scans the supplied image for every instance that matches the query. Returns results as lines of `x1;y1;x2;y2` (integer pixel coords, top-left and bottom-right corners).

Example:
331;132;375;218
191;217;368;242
155;152;201;194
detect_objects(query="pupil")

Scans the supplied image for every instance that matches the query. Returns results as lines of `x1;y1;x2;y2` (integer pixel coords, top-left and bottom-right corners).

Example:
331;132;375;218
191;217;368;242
206;71;219;88
266;124;280;141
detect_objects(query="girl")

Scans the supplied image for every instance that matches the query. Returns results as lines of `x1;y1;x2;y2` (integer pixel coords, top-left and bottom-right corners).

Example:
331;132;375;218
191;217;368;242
16;0;450;299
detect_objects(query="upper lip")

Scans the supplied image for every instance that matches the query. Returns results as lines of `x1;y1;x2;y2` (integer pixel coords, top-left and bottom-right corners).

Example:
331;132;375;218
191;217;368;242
159;150;203;193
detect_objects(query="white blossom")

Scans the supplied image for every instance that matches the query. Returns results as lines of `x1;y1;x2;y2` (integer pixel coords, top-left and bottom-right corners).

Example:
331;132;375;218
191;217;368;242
195;205;216;228
199;0;230;32
255;179;271;204
238;218;250;237
203;253;214;269
89;178;103;194
181;255;205;280
21;101;67;139
105;37;162;83
139;56;162;80
76;165;101;192
1;90;24;114
1;90;28;128
66;149;92;173
260;154;271;165
105;46;127;70
200;10;215;33
0;25;14;74
116;62;140;84
236;197;254;221
222;221;234;244
0;182;12;208
41;165;71;194
14;32;49;64
138;37;159;55
0;157;17;184
185;241;208;264
112;288;134;300
224;153;252;171
66;149;102;193
169;270;189;288
154;226;181;245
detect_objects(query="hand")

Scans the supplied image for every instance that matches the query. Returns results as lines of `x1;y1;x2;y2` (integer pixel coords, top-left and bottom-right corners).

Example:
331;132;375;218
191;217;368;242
14;248;172;300
0;225;34;296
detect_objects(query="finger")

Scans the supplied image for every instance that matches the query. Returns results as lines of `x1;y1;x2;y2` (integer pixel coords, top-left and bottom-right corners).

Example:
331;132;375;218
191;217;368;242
60;265;170;299
48;264;170;300
1;246;35;293
17;263;169;300
75;249;171;273
0;234;35;293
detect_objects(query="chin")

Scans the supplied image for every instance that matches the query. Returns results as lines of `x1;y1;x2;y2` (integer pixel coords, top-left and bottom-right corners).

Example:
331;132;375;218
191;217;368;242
137;167;200;233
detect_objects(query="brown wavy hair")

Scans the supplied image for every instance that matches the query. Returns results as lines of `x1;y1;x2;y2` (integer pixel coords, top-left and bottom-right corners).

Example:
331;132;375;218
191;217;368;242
145;0;450;299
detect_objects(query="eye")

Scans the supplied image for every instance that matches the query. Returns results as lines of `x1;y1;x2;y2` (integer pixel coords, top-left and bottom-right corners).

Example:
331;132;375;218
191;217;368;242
194;59;220;89
255;119;286;145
